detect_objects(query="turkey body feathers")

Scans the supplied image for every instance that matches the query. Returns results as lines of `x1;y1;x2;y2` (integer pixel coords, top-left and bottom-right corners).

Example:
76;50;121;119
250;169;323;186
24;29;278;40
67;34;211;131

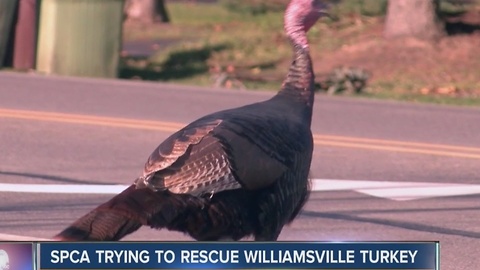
55;0;322;242
56;95;313;241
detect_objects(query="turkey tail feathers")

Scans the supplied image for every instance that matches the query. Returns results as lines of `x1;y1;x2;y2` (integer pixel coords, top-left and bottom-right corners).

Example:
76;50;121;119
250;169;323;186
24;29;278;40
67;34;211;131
54;185;259;241
55;185;153;241
54;209;142;241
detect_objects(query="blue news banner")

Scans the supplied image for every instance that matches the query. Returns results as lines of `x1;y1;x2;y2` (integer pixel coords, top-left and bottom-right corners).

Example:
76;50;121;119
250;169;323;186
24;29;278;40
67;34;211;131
37;242;439;269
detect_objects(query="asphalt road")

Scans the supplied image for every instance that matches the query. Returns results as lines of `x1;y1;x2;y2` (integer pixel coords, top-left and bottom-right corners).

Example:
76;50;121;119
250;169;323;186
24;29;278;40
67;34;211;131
0;72;479;269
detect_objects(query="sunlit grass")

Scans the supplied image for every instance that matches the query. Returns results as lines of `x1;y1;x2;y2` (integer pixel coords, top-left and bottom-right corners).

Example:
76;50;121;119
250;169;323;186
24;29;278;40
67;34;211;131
121;1;480;107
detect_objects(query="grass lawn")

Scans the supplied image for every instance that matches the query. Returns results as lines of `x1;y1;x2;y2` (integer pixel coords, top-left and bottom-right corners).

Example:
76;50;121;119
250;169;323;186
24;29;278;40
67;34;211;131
121;0;480;107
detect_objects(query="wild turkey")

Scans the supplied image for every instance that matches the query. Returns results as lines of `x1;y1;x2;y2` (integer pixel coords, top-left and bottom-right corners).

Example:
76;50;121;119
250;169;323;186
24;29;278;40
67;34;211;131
55;0;327;241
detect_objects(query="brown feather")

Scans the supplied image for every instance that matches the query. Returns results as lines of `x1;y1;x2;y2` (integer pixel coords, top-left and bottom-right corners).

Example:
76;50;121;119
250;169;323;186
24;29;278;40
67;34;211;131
146;135;241;196
139;119;223;189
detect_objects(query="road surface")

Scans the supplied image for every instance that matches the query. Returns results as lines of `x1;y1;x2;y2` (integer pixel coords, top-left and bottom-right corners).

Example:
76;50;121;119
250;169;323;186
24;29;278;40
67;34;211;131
0;72;479;269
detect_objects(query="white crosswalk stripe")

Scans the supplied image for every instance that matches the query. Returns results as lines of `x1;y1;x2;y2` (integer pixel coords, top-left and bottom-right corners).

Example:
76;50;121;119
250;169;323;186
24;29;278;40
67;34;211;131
1;179;480;201
312;179;480;201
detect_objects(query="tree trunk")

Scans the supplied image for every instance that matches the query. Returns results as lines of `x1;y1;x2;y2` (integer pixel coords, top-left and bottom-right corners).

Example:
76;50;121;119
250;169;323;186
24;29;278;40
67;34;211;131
13;0;38;70
384;0;445;40
124;0;169;23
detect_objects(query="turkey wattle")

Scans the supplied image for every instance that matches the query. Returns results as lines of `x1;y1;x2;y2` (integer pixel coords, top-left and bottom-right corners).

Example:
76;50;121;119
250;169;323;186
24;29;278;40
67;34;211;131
55;0;327;241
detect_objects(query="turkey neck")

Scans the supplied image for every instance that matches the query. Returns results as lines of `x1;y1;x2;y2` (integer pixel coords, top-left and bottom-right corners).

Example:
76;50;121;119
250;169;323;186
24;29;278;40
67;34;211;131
276;44;315;120
276;2;316;125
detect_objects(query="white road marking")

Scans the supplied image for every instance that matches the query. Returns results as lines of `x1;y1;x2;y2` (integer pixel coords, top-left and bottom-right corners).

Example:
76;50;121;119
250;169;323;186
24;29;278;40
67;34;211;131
312;179;480;201
1;179;479;201
0;183;129;194
0;233;50;241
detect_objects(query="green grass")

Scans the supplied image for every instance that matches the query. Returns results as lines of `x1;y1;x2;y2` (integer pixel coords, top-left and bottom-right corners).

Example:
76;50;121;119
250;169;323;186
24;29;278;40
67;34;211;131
122;2;290;86
328;0;388;18
121;1;480;107
159;3;287;66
